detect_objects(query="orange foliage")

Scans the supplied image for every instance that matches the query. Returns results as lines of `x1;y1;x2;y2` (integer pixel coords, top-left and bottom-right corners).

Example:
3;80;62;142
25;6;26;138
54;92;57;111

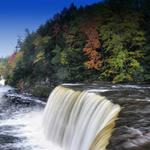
8;52;17;65
81;20;102;70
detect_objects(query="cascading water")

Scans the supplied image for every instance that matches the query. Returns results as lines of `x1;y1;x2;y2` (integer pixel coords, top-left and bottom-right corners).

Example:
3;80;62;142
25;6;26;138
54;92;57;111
1;84;149;150
43;86;121;150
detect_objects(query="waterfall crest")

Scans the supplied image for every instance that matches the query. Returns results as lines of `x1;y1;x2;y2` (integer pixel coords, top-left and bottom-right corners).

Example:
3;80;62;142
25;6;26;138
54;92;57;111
43;86;121;150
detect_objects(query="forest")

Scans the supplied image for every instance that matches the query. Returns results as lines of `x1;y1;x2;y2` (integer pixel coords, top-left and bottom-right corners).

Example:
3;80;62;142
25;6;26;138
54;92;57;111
0;0;150;97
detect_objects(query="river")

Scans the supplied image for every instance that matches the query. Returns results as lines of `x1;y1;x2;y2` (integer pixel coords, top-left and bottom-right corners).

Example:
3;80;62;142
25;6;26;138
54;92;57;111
0;86;54;150
0;84;150;150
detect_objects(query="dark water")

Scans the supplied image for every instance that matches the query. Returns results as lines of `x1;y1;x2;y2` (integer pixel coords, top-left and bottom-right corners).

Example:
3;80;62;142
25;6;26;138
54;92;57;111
0;86;48;150
63;83;150;150
0;84;150;150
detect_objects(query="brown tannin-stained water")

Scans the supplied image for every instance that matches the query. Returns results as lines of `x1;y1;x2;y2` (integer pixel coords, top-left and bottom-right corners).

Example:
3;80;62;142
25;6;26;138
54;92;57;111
63;83;150;150
0;84;150;150
43;86;120;150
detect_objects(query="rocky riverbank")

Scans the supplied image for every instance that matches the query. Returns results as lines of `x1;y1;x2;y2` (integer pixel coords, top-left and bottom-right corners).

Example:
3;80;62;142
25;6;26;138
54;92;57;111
2;84;150;150
4;88;46;105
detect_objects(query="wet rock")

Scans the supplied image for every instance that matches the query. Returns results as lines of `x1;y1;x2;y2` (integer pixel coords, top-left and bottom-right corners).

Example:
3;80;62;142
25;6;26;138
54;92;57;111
0;134;21;144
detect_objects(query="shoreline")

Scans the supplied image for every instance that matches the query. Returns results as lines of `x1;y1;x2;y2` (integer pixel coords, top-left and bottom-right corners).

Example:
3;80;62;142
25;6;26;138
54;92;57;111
5;82;150;101
4;87;47;104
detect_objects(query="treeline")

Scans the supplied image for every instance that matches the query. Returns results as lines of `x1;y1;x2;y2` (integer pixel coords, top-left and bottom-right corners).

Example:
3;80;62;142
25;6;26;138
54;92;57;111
1;0;150;96
0;58;7;76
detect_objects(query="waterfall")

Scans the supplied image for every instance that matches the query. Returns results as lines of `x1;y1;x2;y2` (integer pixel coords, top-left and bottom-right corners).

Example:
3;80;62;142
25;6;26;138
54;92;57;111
0;76;5;86
43;86;121;150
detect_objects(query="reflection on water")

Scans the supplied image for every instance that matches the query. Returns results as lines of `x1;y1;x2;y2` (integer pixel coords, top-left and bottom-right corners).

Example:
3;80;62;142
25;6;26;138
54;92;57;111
0;84;150;150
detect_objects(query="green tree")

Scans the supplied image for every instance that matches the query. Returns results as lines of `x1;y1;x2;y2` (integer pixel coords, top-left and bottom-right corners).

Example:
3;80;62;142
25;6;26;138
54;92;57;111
99;14;146;83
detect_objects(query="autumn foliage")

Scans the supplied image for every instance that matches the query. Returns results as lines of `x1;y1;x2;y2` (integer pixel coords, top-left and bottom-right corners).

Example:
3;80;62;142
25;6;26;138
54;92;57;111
3;1;150;88
8;52;17;65
81;20;102;70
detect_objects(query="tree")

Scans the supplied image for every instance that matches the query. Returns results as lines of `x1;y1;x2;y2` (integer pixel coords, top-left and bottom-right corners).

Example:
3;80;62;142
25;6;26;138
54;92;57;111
99;14;146;82
81;19;103;70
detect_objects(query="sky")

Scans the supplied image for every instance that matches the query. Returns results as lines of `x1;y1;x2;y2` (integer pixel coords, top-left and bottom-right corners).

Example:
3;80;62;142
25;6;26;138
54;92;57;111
0;0;101;57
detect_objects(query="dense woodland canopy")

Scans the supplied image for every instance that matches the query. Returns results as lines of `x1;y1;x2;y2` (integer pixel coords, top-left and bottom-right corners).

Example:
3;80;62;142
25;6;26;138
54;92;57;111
0;0;150;96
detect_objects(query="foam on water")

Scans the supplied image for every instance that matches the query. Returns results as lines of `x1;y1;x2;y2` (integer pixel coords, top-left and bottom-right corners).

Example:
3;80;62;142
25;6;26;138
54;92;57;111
87;89;110;92
0;86;62;150
0;84;149;150
0;109;62;150
43;86;121;150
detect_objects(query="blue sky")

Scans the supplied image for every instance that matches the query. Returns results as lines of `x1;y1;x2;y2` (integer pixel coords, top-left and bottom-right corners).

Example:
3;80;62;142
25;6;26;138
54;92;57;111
0;0;101;57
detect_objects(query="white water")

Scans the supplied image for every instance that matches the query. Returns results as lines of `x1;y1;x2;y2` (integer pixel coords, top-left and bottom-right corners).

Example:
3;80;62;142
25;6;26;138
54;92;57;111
1;84;149;150
43;86;121;150
0;110;63;150
0;76;5;86
0;86;62;150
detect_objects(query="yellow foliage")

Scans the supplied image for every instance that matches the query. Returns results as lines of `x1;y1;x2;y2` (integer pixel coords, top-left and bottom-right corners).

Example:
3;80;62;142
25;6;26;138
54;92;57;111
34;52;45;63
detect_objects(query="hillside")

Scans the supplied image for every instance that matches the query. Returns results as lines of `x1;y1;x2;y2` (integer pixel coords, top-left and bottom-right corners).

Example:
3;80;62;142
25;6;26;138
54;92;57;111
2;0;150;97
